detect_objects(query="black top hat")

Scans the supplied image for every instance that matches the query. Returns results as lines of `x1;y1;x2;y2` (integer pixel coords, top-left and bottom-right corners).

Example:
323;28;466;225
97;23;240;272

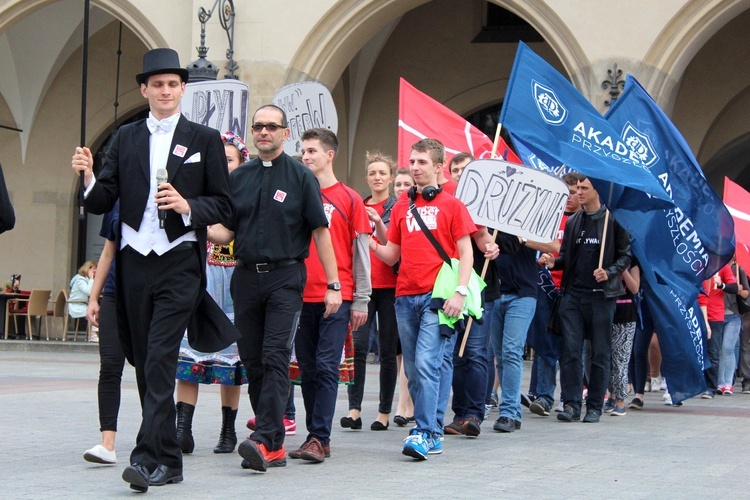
136;48;190;85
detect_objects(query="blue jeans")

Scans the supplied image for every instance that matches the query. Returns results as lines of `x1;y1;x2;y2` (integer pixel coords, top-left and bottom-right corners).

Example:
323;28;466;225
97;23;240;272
558;291;615;413
436;332;458;433
491;294;536;421
296;301;352;446
719;314;742;387
450;300;494;422
527;287;562;406
395;293;450;439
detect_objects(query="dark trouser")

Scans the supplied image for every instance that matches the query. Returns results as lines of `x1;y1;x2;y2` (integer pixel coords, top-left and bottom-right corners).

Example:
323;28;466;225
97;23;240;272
629;319;653;394
120;245;201;471
296;301;352;446
98;294;125;432
348;288;399;414
233;262;305;451
452;299;494;421
741;313;750;385
559;290;615;414
704;320;724;392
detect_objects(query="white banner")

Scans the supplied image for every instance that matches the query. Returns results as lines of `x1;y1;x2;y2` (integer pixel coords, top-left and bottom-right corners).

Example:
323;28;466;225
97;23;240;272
273;81;338;156
181;79;249;139
455;159;568;242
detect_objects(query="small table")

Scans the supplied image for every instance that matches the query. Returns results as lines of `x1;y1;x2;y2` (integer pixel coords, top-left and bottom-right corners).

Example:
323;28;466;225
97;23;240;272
0;292;30;338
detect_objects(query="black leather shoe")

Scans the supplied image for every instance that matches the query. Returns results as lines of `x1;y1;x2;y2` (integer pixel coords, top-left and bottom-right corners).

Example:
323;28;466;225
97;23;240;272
122;464;150;492
149;464;184;486
340;416;362;429
370;420;389;431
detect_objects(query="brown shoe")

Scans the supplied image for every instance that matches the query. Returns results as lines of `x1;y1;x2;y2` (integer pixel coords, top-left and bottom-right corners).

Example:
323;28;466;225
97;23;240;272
444;419;466;435
289;439;330;459
299;437;326;463
462;416;481;437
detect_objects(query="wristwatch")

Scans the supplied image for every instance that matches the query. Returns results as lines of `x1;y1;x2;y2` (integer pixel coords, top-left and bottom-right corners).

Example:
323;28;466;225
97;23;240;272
521;238;528;246
327;282;341;291
455;285;469;297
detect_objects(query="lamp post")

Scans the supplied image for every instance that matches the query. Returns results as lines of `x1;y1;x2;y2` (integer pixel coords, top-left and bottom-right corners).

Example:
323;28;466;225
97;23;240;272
190;0;238;80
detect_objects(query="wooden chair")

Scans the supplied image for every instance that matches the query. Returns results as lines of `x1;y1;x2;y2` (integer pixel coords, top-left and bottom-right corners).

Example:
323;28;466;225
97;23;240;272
5;289;52;340
64;289;90;342
48;290;67;340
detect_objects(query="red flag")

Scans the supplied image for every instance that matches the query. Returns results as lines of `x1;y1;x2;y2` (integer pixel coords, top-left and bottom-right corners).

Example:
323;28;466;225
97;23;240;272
724;177;750;272
397;78;520;174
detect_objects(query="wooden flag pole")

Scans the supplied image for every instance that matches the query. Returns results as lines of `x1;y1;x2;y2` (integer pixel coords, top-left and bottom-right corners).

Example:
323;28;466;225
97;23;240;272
458;123;502;357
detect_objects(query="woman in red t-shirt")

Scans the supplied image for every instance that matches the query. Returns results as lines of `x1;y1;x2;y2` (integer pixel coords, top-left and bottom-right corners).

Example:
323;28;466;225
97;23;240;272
340;153;406;431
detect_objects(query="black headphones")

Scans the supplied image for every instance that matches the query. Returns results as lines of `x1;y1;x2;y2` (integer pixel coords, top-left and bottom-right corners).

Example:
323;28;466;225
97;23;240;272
408;184;443;202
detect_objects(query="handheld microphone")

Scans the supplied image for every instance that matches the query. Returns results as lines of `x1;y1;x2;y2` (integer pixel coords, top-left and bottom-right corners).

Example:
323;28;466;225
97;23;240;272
156;168;168;229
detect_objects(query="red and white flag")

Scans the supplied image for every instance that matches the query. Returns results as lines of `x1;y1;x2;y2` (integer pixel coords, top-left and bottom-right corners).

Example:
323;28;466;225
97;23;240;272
397;78;520;173
724;177;750;272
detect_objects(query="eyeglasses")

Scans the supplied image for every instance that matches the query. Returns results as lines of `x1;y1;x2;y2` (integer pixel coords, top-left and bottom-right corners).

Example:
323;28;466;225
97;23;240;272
251;123;286;133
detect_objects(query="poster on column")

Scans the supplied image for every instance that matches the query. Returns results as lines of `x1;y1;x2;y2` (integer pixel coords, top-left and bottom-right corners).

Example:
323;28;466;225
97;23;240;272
181;79;249;139
456;159;568;243
273;81;338;157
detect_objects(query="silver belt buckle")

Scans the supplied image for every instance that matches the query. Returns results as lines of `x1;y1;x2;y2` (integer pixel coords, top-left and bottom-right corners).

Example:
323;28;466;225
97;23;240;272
255;263;270;273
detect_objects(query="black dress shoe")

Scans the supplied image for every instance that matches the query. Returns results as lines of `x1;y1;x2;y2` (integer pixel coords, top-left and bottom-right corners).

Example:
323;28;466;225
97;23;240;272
340;416;362;429
370;420;389;431
149;464;184;486
122;464;150;492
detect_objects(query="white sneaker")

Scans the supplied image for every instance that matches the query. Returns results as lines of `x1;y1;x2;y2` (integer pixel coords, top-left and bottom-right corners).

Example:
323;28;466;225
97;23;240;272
660;378;667;391
644;380;651;392
650;377;660;391
83;444;116;464
554;401;564;412
662;390;670;401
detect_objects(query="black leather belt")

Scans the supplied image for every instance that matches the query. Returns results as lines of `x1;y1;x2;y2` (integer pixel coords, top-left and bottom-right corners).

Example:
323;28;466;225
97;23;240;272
238;259;301;273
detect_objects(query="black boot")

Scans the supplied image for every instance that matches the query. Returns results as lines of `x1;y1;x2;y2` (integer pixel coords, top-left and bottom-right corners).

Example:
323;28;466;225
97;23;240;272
213;406;238;453
175;402;195;454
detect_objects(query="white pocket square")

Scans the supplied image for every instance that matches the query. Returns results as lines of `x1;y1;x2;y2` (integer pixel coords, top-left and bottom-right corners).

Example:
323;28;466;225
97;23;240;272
184;152;201;164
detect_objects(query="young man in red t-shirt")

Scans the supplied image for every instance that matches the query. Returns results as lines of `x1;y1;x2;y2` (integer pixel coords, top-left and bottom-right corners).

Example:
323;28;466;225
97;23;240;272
290;128;372;463
370;139;495;459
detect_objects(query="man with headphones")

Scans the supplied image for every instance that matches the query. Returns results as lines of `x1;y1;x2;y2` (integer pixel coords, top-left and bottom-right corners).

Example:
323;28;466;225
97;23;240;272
370;138;496;460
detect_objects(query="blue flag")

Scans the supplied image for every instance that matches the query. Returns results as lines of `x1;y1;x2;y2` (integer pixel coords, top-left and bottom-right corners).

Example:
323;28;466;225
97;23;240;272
499;42;673;209
602;75;735;402
605;75;735;281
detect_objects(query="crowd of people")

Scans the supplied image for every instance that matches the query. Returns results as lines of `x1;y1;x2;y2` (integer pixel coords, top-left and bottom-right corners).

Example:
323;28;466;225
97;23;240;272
70;48;750;492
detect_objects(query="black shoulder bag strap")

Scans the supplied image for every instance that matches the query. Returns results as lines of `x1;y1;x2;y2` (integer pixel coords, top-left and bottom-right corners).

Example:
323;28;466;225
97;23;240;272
322;189;358;236
409;202;451;265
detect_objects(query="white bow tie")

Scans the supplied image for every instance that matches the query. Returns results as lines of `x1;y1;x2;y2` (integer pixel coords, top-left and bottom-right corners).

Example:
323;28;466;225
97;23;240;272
146;116;177;134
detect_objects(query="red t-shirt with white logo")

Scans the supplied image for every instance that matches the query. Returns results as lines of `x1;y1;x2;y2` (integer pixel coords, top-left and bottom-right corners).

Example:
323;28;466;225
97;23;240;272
368;198;398;289
550;213;570;290
387;192;477;296
304;182;371;302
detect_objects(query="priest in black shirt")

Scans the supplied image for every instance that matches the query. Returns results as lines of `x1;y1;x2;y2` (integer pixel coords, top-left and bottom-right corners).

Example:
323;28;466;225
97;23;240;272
209;104;341;472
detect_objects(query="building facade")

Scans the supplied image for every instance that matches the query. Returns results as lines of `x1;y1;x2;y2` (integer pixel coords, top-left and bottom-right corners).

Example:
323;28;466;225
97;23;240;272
0;0;748;292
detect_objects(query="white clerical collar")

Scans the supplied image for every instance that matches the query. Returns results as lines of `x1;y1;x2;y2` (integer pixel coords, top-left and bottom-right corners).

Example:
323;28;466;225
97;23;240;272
262;161;273;167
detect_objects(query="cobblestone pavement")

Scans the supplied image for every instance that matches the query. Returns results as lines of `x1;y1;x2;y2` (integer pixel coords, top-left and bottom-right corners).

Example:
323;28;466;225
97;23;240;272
1;341;749;498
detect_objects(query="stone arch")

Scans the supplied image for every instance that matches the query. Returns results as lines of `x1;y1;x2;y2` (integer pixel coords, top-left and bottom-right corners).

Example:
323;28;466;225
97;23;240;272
0;0;167;48
641;0;750;110
285;0;591;91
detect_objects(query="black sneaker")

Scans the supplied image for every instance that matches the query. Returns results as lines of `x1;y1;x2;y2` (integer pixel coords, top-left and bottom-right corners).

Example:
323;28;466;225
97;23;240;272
493;416;516;433
556;405;580;422
742;385;750;394
520;393;535;408
529;399;551;416
628;397;644;409
583;409;602;423
514;419;522;430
